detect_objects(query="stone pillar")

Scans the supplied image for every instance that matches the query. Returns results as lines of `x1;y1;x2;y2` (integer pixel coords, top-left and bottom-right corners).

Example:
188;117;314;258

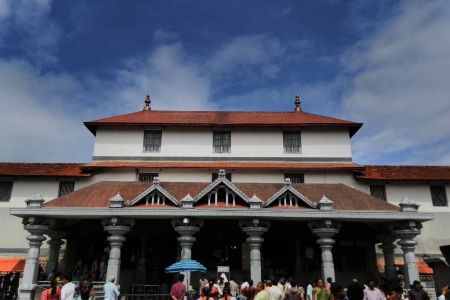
172;218;203;288
19;218;49;300
45;231;66;275
394;221;421;287
309;220;340;283
240;219;270;284
377;235;397;281
103;218;134;284
394;199;422;287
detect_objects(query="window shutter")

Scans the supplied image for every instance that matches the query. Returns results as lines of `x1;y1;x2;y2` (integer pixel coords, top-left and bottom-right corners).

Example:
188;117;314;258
58;181;75;197
283;131;301;153
0;182;13;202
431;186;448;207
213;132;231;153
370;185;387;201
143;131;162;152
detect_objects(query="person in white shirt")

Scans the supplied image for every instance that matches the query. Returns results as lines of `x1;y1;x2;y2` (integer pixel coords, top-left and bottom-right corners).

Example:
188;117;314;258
266;280;283;300
306;281;313;300
60;275;76;300
104;277;120;300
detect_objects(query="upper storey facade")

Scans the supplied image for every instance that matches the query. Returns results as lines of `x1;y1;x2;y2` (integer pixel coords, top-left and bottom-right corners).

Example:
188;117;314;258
85;96;362;162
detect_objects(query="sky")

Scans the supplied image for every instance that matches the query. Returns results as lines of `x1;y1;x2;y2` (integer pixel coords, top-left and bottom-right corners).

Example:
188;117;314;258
0;0;449;164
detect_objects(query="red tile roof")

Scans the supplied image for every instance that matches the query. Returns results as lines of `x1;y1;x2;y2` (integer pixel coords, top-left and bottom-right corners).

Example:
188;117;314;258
44;180;398;211
82;161;363;171
0;163;91;177
358;165;450;181
84;110;362;136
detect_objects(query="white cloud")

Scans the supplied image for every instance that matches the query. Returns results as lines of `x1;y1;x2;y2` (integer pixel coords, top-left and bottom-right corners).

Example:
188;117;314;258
113;42;213;111
339;0;450;164
206;35;286;79
0;59;94;162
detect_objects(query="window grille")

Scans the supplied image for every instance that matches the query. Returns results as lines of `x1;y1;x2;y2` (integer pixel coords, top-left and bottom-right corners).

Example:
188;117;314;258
58;181;75;197
283;131;301;153
143;130;162;152
0;182;13;202
431;185;448;207
370;185;386;201
212;173;232;181
284;173;304;183
213;131;231;153
139;173;159;182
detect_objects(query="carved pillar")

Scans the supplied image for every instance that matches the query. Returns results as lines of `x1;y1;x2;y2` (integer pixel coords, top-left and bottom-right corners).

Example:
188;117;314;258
377;235;397;281
172;218;203;288
103;218;134;284
309;220;340;283
19;218;49;300
45;231;66;275
394;221;421;287
240;219;270;284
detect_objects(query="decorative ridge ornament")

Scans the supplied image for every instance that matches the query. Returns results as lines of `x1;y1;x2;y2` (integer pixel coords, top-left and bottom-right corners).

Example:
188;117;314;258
284;177;291;186
109;192;124;208
318;195;333;211
181;193;195;209
25;194;45;208
143;94;151;111
218;169;226;178
399;197;420;212
153;176;160;185
295;92;301;112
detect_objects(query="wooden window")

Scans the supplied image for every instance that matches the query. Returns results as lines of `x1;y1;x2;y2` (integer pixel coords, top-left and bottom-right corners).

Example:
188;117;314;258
58;181;75;197
138;173;159;182
431;185;448;207
212;173;232;181
143;130;162;152
213;131;231;153
370;185;386;201
0;182;13;202
284;173;304;183
283;131;301;153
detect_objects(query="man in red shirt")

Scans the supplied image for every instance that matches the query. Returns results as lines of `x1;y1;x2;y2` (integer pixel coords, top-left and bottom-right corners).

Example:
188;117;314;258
170;274;187;300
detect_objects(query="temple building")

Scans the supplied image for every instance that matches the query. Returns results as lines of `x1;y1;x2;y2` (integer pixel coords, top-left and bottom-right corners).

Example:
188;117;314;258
1;94;449;300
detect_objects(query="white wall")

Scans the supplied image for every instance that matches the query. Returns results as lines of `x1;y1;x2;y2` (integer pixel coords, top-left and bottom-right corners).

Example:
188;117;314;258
93;127;352;159
384;183;450;213
305;173;369;192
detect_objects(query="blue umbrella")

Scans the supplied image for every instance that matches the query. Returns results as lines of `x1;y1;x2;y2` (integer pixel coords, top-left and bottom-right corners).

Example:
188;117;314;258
165;259;207;273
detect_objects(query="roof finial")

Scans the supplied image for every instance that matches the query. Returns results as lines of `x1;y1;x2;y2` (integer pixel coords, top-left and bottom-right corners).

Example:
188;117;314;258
295;92;301;112
143;94;151;111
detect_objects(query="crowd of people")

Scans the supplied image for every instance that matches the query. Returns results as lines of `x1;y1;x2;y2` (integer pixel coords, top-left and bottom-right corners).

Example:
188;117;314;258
0;272;20;300
168;274;438;300
36;275;120;300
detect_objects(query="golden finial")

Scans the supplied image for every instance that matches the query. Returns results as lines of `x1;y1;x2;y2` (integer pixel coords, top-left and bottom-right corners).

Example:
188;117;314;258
295;92;301;112
143;94;151;111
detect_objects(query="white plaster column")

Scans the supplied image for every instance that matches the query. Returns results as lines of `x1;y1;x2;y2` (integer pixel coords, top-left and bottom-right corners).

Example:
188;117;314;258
103;218;134;284
172;218;203;288
394;222;421;287
45;231;66;275
377;235;397;281
240;219;269;284
394;200;422;287
19;219;49;300
309;220;340;283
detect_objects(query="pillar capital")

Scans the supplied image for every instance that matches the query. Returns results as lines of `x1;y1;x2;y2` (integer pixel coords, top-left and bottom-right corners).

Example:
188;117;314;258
19;218;50;300
103;218;134;283
392;221;422;287
309;220;339;283
240;219;270;284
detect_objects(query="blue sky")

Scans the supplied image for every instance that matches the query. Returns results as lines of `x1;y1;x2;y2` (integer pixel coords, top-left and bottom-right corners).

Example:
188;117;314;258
0;0;449;164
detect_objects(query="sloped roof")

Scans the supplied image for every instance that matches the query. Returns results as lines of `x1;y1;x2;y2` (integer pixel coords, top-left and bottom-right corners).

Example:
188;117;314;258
0;163;90;177
358;165;450;181
44;180;398;211
84;110;362;136
82;161;362;171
